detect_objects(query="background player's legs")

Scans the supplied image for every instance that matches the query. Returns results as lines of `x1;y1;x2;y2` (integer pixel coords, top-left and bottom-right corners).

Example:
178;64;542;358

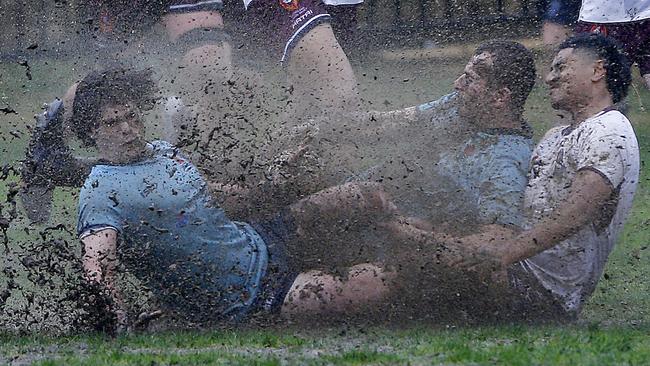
288;22;359;116
541;0;580;46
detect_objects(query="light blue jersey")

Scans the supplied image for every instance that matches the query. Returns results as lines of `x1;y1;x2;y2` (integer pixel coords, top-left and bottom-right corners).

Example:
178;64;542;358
77;141;268;319
370;93;533;230
436;131;533;227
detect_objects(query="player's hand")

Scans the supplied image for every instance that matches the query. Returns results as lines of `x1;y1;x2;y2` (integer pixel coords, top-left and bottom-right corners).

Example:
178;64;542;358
20;99;67;224
114;309;164;335
130;310;164;332
266;134;315;183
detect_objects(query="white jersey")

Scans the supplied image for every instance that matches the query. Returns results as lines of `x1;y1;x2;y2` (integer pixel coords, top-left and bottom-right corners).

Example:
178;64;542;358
322;0;363;5
243;0;362;9
520;110;640;314
579;0;650;23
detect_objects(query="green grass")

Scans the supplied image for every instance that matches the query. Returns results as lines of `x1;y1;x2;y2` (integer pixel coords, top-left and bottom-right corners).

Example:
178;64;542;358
1;325;650;365
1;47;650;364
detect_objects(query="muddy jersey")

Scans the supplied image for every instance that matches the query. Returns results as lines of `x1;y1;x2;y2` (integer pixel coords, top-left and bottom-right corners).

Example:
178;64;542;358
520;110;640;314
362;93;533;232
77;141;268;320
579;0;650;22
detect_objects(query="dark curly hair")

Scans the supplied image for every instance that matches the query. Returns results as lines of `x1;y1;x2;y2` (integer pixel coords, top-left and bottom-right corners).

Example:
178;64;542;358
72;67;157;147
558;34;632;104
475;40;537;113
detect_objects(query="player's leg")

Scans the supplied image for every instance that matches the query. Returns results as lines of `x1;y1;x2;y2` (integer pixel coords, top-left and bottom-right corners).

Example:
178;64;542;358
541;0;580;46
282;181;398;271
631;20;650;90
246;0;360;116
281;263;395;318
288;22;359;115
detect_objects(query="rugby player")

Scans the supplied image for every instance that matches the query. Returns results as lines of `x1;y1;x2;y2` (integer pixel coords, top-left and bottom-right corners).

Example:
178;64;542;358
383;34;639;322
73;67;397;331
20;0;239;223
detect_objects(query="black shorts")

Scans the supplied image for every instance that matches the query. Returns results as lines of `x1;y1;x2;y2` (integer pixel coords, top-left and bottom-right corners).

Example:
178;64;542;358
249;210;300;316
172;26;232;55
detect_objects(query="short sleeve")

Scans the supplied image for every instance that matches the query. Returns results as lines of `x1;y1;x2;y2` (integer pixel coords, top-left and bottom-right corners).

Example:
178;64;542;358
478;138;532;227
575;126;629;189
76;171;123;238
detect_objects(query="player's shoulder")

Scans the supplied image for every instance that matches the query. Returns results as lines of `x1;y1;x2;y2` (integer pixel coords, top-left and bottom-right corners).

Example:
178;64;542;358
537;125;567;143
150;140;176;154
581;109;634;137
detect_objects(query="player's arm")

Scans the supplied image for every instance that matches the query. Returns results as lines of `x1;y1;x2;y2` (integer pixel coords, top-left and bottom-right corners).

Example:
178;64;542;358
356;92;459;138
451;169;613;270
21;98;94;223
501;169;612;265
81;228;118;286
81;229;127;327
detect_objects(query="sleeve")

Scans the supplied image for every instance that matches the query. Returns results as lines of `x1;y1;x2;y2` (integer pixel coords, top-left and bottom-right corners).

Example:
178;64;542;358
76;171;123;239
168;0;223;13
575;126;628;189
415;92;459;127
477;140;532;228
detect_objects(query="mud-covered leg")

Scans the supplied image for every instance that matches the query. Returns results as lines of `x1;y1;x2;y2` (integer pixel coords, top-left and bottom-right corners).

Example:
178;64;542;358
284;182;397;270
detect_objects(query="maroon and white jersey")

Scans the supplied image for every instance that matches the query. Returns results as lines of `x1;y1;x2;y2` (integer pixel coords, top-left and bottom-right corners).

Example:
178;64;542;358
168;0;224;12
242;0;362;61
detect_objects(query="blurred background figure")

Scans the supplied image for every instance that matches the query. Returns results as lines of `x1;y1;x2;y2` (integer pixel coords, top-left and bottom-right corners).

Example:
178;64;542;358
576;0;650;89
542;0;581;46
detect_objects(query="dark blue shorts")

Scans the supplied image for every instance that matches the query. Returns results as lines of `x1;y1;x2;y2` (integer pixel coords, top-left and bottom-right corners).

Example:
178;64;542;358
249;210;300;316
544;0;581;26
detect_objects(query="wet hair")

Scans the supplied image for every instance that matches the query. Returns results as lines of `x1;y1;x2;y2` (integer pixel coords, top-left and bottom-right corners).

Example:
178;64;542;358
474;40;537;112
72;67;157;146
558;34;632;104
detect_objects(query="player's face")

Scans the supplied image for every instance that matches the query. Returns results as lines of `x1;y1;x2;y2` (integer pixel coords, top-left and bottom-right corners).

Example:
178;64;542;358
454;52;495;121
545;47;595;112
94;103;146;157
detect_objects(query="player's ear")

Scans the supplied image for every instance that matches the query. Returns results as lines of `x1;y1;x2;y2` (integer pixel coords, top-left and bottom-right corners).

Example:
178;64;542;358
592;59;606;82
494;87;511;108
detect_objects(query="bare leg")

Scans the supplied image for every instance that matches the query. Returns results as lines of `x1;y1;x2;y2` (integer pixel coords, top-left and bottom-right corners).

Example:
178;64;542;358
281;263;395;318
161;11;224;42
542;21;572;46
289;182;396;226
285;182;397;271
287;23;359;116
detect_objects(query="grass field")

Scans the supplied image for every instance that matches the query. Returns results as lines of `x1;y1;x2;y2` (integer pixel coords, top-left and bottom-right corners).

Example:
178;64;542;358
2;325;650;365
1;44;650;364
